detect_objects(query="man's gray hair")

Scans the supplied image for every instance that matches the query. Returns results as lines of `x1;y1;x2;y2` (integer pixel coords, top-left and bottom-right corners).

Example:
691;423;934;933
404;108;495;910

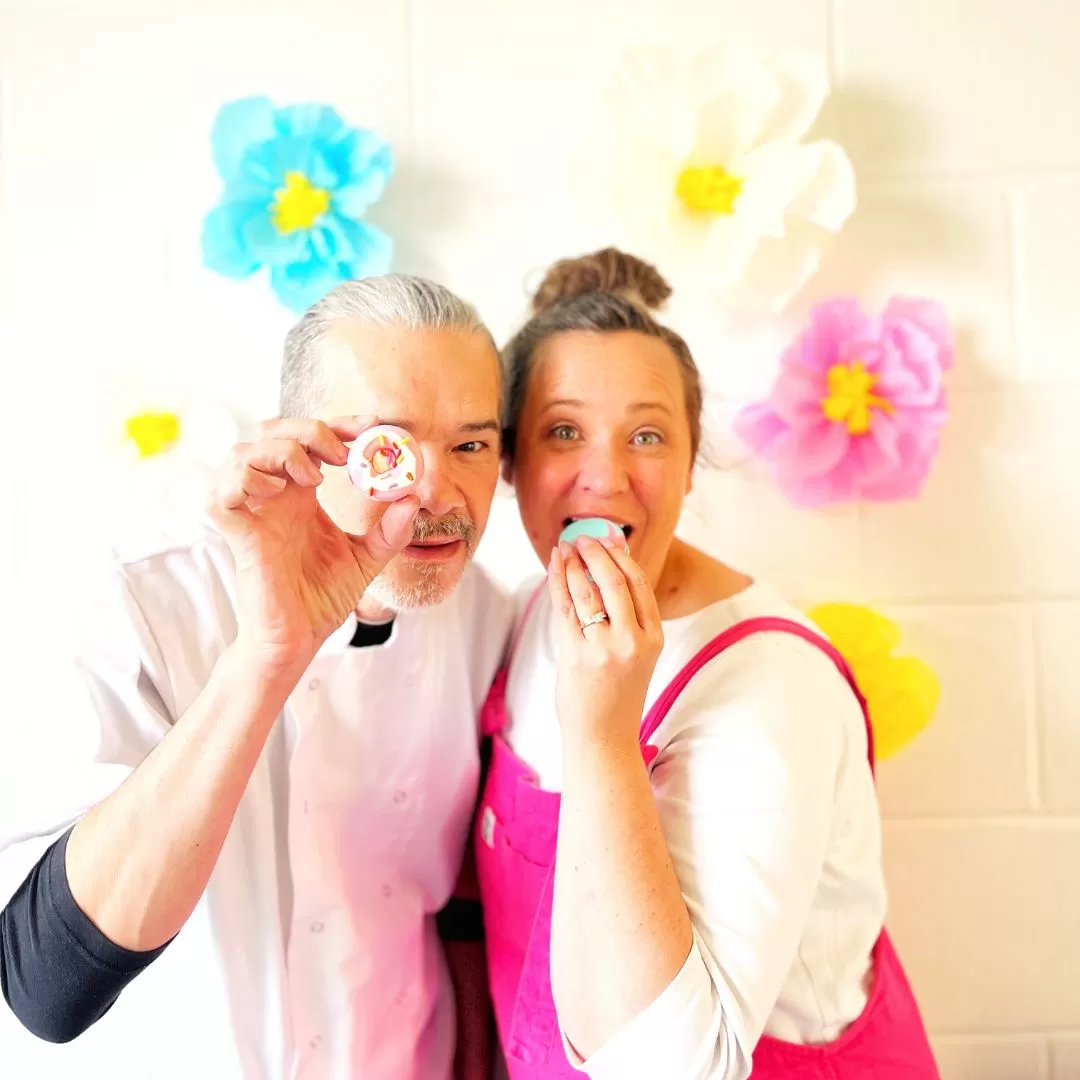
280;274;493;417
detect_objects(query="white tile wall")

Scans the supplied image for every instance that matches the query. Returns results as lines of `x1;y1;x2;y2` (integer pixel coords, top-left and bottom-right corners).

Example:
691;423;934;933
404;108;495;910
1036;603;1080;812
932;1036;1049;1080
2;0;1078;1076
1052;1037;1080;1080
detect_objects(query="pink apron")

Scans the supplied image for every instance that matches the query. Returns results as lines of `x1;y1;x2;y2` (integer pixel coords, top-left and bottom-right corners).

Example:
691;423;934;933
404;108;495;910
474;603;940;1079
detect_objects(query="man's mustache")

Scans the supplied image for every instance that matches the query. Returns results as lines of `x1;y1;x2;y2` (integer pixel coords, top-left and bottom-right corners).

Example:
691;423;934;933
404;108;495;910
409;511;478;548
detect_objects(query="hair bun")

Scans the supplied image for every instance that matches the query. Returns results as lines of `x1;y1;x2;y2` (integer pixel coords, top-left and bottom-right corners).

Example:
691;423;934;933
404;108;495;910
531;247;672;315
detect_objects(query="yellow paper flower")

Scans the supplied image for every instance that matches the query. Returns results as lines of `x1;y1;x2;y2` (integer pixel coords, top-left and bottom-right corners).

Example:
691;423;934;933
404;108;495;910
125;411;182;458
808;603;940;759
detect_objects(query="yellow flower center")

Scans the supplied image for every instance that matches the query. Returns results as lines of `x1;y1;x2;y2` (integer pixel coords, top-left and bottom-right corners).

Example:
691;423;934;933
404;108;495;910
271;171;331;234
675;165;743;215
125;411;181;458
822;362;893;435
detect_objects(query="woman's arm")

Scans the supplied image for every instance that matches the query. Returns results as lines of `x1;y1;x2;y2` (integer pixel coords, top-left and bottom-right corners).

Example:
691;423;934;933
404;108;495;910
547;539;864;1080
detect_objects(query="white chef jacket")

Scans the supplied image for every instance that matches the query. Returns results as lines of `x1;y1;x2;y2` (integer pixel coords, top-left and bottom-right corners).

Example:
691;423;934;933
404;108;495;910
0;521;514;1080
503;580;887;1080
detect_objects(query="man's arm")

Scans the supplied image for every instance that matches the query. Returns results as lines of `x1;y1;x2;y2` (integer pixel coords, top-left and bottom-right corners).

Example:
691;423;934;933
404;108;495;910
64;641;304;952
1;830;168;1042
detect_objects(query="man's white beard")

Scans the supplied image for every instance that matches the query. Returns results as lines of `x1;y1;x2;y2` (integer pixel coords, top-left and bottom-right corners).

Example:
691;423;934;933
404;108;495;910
363;558;461;611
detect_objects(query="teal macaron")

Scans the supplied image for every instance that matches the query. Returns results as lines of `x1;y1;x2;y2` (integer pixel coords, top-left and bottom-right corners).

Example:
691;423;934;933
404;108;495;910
558;517;629;553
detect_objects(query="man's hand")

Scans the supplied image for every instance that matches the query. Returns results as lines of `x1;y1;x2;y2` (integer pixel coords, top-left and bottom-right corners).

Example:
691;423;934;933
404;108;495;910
207;415;419;669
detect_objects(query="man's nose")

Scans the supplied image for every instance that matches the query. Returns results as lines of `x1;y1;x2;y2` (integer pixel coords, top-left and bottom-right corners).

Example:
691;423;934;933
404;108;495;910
413;450;465;519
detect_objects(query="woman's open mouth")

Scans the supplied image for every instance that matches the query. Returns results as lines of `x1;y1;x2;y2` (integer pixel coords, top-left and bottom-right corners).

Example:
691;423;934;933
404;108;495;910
560;516;634;540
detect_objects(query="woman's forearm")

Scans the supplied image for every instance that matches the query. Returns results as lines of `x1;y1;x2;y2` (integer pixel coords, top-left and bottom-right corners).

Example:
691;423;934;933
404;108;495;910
551;728;694;1060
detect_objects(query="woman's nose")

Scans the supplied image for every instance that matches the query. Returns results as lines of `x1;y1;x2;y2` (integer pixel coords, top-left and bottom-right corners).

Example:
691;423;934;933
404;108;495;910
577;444;630;495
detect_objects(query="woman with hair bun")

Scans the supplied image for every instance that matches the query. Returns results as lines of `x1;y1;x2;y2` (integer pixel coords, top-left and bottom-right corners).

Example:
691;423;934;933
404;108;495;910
472;248;937;1079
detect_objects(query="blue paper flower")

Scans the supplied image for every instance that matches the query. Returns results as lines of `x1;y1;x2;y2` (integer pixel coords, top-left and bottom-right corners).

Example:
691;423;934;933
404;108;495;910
202;97;394;313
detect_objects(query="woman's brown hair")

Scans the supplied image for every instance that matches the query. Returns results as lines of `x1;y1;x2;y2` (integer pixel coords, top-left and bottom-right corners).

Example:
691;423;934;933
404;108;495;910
502;247;703;462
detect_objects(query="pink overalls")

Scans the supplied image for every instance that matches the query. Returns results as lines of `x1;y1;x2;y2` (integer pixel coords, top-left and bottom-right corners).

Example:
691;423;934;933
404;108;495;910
474;605;940;1079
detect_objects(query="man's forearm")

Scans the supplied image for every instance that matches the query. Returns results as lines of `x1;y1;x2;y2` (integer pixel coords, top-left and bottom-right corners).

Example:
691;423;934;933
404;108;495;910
65;643;305;951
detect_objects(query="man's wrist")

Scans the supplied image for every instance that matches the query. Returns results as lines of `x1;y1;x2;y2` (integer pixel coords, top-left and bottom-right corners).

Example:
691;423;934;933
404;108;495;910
223;637;313;700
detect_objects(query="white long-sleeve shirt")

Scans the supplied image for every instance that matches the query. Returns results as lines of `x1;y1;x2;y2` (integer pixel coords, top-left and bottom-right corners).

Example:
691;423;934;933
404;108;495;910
0;522;513;1080
502;580;886;1080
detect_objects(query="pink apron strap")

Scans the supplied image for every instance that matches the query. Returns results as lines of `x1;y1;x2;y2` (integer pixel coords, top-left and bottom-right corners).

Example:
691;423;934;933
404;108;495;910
638;616;875;774
479;583;546;738
508;583;546;666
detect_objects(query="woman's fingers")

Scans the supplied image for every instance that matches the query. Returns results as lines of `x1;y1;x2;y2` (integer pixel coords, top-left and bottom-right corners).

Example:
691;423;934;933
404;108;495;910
560;543;608;629
572;537;638;631
595;541;662;633
547;545;587;647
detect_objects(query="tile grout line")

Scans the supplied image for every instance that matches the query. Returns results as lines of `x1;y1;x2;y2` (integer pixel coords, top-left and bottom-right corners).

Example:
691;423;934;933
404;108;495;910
1027;603;1044;812
404;0;417;155
883;813;1080;827
1008;185;1032;383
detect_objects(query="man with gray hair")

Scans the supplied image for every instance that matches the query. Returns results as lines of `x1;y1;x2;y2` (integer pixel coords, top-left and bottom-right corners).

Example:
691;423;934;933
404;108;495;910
0;276;511;1080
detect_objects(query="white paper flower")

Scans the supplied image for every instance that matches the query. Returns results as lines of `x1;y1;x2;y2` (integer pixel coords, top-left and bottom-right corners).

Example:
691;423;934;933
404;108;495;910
584;43;856;311
92;395;240;530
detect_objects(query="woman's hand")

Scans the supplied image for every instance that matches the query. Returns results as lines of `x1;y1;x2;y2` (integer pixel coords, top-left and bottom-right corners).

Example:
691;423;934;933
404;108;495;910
546;535;664;748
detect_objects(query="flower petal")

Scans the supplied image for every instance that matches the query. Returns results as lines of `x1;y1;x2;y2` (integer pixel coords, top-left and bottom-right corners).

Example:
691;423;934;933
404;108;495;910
270;257;345;314
333;139;394;218
273;103;349;142
211;96;276;181
736;229;825;312
335;219;394;278
772;366;827;424
201;203;265;278
755;51;830;146
239;136;332;191
700;214;763;293
732;141;815;237
860;431;940;500
691;72;782;164
783;140;856;232
797;298;874;373
733;402;788;457
808;603;902;663
783;418;851;479
884;297;955;369
240;211;310;267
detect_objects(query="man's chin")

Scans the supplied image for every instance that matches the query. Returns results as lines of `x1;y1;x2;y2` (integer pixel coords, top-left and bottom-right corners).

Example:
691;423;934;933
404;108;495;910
366;550;469;611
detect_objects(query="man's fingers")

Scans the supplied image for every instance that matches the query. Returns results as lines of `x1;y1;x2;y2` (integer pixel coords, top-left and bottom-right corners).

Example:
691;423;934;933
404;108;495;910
346;496;421;582
236;440;326;486
252;417;367;466
214;465;287;511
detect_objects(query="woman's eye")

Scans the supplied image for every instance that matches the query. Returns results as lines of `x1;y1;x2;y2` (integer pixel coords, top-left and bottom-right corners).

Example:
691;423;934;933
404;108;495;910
550;425;579;441
633;430;663;446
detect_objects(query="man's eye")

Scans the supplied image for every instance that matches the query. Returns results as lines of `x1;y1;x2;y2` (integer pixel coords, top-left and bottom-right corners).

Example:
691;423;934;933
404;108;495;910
456;441;488;453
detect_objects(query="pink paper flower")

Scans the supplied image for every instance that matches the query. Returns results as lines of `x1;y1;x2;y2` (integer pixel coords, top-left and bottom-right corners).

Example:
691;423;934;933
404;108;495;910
735;297;953;506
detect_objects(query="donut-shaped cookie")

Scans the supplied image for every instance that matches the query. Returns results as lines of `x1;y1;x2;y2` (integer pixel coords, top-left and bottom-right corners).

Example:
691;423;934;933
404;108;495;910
347;425;424;501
